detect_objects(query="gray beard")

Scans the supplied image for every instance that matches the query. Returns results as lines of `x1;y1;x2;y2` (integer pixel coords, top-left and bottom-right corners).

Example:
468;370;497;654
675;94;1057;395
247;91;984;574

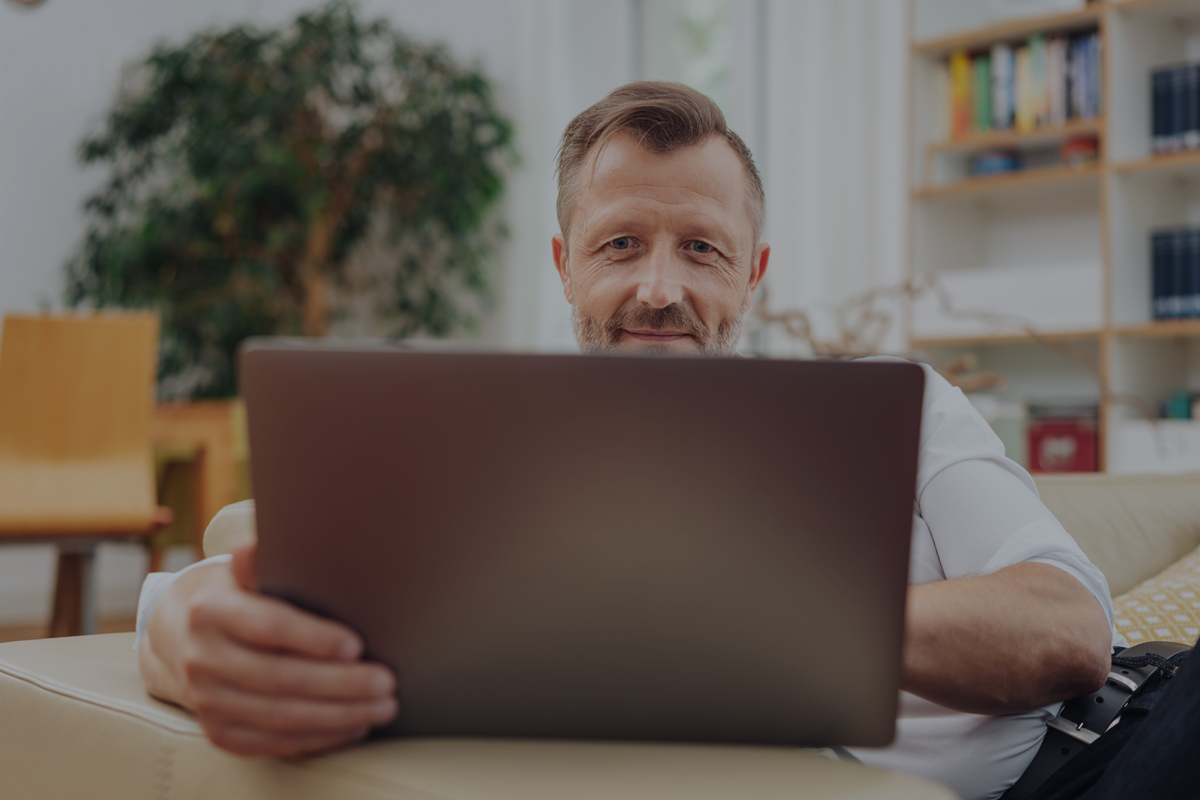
571;304;745;356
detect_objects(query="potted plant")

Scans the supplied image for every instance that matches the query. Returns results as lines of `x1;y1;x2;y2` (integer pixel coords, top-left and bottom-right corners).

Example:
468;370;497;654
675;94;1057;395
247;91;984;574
66;0;514;399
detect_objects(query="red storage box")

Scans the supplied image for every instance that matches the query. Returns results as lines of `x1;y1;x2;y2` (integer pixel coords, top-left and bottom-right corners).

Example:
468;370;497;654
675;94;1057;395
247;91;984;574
1027;418;1098;473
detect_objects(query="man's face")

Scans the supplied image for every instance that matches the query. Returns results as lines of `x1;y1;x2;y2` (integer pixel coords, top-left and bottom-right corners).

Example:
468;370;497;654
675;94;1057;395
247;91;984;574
553;132;770;356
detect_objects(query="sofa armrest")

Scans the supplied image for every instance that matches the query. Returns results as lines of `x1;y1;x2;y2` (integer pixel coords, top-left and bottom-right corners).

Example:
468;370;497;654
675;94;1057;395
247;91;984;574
1033;472;1200;596
0;634;953;800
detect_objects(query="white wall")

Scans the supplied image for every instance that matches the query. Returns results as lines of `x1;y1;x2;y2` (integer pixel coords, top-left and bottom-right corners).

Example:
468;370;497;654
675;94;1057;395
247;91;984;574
758;0;909;356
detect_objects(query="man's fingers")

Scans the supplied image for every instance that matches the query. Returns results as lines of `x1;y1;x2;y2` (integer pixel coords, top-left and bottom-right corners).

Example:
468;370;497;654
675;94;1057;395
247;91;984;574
207;722;372;758
230;542;259;592
193;681;397;736
191;585;362;661
187;636;395;701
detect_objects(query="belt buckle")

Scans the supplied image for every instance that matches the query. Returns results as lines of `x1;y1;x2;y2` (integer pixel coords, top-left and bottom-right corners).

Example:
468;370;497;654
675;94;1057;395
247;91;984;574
1047;714;1100;745
1045;669;1139;746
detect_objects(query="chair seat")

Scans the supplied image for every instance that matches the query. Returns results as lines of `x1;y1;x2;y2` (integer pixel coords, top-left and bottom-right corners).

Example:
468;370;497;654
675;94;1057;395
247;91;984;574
0;633;954;800
0;457;157;534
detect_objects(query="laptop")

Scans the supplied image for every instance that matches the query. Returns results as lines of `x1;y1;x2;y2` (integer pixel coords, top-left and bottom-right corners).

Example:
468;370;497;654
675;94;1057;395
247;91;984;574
241;341;924;748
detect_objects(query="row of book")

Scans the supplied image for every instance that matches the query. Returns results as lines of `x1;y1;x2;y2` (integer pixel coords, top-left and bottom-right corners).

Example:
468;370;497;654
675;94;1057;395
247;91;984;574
939;32;1102;140
1151;228;1200;319
1152;64;1200;154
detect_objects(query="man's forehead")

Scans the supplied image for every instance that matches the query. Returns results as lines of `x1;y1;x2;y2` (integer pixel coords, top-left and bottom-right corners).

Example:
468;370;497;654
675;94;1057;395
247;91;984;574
583;132;746;197
573;132;754;238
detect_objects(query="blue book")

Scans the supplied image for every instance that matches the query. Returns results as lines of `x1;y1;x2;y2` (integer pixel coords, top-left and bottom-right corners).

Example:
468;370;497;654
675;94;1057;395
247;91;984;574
1172;65;1188;151
1153;69;1170;154
1152;230;1171;319
1171;228;1189;318
1187;64;1200;151
1188;228;1200;317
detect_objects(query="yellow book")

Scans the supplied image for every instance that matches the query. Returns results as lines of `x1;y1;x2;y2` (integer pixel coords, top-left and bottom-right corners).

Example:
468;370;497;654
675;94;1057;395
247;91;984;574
1015;46;1035;132
950;51;972;139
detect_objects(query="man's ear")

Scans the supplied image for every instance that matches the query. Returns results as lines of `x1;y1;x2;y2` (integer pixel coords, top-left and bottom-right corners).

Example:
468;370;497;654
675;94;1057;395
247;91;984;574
552;234;574;304
743;243;771;313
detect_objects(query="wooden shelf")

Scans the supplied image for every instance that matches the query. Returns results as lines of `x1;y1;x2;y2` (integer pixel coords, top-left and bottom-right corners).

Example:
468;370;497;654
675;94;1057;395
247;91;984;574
913;4;1103;56
1111;0;1200;20
908;0;1200;473
1115;320;1200;338
913;163;1099;200
1113;148;1200;177
928;118;1103;155
913;329;1102;348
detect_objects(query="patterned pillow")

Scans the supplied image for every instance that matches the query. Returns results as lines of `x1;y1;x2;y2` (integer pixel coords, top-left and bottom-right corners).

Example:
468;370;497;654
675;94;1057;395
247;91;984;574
1112;545;1200;647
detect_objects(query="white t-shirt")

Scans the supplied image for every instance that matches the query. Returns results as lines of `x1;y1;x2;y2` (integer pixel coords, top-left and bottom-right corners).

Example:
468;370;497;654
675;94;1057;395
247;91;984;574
134;358;1121;800
844;359;1123;800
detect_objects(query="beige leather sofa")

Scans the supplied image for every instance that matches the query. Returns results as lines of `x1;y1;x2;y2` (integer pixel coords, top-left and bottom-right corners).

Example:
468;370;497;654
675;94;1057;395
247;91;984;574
3;472;1197;800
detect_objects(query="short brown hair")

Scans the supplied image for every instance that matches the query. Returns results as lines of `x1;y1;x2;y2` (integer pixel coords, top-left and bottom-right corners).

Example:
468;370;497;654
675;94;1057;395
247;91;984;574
555;81;765;244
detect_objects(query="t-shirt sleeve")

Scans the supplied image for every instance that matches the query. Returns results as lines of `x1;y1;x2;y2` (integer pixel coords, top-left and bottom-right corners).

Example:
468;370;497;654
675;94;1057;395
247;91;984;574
133;554;232;651
908;362;1118;640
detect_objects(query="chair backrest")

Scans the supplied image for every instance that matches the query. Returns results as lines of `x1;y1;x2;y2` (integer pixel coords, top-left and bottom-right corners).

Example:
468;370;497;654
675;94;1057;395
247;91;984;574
0;313;160;533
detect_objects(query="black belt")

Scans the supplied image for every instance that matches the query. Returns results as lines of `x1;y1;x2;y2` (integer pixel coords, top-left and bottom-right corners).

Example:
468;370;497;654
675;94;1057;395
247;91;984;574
1005;640;1192;800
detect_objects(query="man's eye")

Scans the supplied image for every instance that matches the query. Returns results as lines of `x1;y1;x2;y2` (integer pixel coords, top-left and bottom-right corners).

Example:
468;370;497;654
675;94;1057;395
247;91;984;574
611;237;632;250
689;241;715;254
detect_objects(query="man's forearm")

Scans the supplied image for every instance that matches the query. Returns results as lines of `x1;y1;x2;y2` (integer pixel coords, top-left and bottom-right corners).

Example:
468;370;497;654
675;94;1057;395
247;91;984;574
902;562;1112;714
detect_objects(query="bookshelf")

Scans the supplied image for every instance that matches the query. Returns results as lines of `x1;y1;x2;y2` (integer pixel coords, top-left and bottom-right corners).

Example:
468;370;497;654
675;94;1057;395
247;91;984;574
908;0;1200;474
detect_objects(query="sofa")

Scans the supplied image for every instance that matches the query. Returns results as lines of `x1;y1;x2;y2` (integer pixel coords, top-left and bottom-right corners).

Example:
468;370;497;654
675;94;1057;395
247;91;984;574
2;472;1197;800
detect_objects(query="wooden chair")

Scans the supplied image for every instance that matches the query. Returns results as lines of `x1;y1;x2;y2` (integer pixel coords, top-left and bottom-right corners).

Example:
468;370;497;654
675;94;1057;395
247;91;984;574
0;313;171;637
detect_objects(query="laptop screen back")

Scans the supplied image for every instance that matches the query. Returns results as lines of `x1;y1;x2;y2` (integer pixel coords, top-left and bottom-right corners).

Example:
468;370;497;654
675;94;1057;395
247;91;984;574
242;344;924;747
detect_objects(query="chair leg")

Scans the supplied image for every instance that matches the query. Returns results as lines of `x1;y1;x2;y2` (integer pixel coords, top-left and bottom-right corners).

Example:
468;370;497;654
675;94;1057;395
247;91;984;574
50;544;97;637
147;544;164;575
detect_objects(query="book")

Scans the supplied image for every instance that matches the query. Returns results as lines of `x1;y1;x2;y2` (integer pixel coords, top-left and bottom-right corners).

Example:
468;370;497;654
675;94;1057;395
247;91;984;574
1031;34;1049;126
974;55;993;133
936;30;1101;143
1153;69;1171;154
992;43;1014;130
1185;64;1200;151
1048;37;1067;125
1151;227;1200;320
1016;45;1035;131
951;51;972;139
1149;62;1200;155
1188;228;1200;318
1171;228;1187;318
1152;230;1172;320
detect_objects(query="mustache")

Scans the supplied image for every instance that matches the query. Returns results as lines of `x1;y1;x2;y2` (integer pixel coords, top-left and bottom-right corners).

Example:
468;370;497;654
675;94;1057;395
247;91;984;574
604;303;708;341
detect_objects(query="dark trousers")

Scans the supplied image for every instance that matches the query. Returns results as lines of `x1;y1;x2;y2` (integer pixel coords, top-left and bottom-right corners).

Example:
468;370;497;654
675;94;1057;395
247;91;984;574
1023;636;1200;800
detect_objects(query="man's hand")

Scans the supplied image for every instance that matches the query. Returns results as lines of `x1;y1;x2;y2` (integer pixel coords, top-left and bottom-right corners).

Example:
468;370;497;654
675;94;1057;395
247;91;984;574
137;542;398;757
903;562;1112;714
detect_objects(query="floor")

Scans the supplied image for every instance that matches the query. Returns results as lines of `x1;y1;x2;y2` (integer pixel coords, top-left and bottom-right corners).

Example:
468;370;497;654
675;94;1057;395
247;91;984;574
0;618;136;644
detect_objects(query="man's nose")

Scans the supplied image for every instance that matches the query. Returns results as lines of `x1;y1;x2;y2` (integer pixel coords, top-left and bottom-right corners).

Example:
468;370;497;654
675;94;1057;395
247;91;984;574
634;248;686;309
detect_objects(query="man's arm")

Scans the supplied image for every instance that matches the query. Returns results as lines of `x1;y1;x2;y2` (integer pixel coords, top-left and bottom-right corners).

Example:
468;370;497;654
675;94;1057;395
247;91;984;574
902;561;1112;714
138;543;398;757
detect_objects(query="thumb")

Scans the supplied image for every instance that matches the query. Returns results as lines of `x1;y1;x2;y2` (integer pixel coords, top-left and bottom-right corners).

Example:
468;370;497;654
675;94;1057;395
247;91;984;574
230;541;259;592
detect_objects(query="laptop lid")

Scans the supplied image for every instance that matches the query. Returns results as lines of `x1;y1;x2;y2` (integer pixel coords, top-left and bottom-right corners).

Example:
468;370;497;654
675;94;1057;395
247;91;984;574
242;343;924;747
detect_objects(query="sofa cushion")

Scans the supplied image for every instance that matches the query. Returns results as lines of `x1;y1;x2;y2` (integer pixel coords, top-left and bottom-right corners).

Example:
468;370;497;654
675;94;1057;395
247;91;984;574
1032;472;1200;596
1112;545;1200;647
0;634;953;800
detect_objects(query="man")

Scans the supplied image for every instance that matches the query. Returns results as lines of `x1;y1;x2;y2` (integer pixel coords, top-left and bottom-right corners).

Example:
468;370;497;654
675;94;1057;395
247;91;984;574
135;82;1188;800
